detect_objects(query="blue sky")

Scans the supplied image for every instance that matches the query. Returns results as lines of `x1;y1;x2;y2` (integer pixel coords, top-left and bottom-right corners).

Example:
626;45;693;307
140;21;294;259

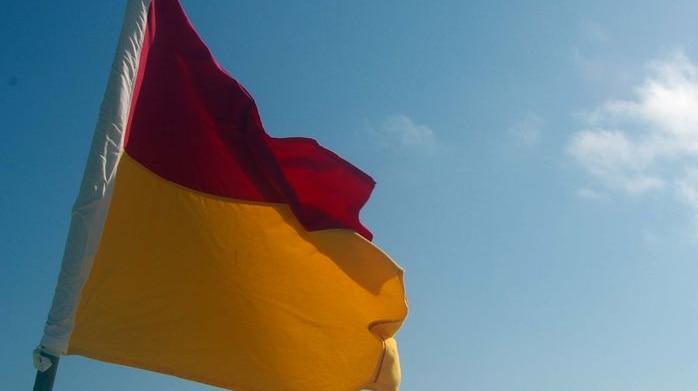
4;1;698;390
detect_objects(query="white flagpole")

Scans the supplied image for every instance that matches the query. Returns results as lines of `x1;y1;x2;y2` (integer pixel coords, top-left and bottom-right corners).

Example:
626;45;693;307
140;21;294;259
33;1;150;389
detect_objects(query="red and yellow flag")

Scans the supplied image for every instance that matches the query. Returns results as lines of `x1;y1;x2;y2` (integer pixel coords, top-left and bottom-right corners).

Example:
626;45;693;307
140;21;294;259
39;1;407;391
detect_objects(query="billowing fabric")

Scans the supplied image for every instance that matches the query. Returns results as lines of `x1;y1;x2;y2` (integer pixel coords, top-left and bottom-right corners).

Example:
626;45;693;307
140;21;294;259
40;1;407;391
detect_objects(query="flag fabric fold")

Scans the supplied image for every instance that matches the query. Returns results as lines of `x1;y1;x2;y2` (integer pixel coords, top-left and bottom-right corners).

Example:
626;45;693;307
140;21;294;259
40;1;407;391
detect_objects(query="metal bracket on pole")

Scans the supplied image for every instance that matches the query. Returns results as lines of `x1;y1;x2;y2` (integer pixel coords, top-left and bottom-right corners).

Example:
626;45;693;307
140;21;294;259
32;348;60;391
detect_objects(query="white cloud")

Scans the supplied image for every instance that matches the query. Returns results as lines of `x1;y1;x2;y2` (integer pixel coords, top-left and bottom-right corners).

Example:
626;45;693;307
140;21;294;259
568;52;698;229
508;113;544;148
576;188;604;200
593;54;698;148
567;129;664;193
367;114;438;155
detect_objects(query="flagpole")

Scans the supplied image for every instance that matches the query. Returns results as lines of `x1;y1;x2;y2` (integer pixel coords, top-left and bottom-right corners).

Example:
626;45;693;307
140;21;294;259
32;352;59;391
34;2;148;390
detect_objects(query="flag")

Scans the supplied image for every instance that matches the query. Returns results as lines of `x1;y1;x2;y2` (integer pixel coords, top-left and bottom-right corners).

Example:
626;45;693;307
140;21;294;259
38;1;407;391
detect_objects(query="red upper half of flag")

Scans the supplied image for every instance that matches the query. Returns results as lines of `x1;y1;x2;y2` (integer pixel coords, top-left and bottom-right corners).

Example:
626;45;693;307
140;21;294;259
124;0;375;240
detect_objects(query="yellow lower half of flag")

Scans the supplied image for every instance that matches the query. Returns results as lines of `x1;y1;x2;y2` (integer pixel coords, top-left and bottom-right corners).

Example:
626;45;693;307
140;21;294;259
68;154;406;391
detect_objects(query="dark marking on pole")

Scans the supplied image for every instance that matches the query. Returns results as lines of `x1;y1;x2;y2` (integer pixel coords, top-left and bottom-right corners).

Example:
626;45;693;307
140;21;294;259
32;353;59;391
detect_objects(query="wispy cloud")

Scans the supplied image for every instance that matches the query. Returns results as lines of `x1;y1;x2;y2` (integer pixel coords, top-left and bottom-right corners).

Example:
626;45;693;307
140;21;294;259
568;52;698;229
366;114;438;155
575;188;605;200
580;20;609;44
567;129;664;194
508;113;544;148
675;168;698;235
571;48;635;93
